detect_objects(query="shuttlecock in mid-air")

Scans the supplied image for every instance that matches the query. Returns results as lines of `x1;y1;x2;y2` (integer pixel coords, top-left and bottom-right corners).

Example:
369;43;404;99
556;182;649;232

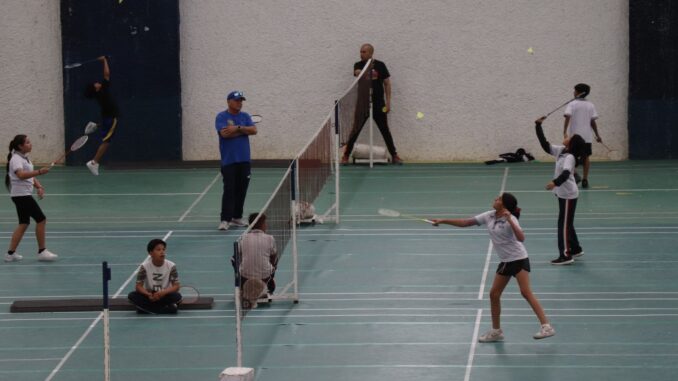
416;112;424;120
527;47;534;54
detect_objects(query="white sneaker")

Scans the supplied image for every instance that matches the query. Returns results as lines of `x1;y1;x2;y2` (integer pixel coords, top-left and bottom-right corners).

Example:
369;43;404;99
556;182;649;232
218;221;230;231
533;323;555;339
478;328;504;343
37;249;58;262
86;160;99;176
229;218;248;227
4;253;23;262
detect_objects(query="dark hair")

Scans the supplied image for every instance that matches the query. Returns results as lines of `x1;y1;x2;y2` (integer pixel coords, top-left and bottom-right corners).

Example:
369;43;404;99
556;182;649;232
84;83;97;98
248;212;266;230
6;135;27;191
501;193;521;219
147;238;166;253
566;134;587;166
574;83;590;98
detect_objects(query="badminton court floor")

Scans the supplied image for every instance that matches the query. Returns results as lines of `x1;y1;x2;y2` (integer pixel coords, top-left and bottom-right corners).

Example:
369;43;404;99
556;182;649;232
0;161;677;381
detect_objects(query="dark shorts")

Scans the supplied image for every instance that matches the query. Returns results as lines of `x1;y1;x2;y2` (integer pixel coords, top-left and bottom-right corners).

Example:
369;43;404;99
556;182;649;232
583;143;592;157
11;195;46;225
496;258;530;277
100;117;118;143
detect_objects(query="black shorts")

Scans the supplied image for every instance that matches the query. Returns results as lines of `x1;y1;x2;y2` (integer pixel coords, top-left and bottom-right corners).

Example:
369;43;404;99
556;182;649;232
583;143;592;157
100;117;118;143
496;258;530;277
11;196;46;225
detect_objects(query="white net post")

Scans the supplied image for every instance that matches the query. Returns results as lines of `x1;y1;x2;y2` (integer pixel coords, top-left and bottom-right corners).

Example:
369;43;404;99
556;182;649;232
333;102;341;223
291;161;299;301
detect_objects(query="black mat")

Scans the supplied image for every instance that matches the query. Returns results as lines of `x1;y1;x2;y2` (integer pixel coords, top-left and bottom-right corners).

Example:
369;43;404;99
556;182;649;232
10;297;214;313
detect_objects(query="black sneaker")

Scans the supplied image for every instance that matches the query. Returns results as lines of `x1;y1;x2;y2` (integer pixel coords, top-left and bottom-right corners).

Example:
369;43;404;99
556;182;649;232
551;256;574;265
571;249;585;258
582;179;589;188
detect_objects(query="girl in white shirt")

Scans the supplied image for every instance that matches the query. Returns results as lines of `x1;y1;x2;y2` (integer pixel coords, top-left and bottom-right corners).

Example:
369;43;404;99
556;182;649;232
431;193;554;342
4;135;58;262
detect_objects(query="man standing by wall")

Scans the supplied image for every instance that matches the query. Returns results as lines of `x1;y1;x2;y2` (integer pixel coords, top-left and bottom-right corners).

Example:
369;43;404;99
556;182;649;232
215;91;257;230
342;43;402;165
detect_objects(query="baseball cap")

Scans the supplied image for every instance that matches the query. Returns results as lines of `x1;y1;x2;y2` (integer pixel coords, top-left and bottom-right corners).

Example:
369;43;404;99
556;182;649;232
227;91;246;101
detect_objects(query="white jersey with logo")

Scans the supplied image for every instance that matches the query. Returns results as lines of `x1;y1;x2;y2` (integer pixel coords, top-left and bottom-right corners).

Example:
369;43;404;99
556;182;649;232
564;99;598;143
549;145;579;199
136;259;179;293
8;152;35;197
474;211;528;262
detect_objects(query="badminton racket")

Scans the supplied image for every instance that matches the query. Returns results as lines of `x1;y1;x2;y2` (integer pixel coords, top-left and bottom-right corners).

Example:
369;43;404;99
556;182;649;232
50;135;89;167
598;141;622;160
84;121;98;135
378;208;434;224
64;55;111;70
251;114;262;124
179;285;200;304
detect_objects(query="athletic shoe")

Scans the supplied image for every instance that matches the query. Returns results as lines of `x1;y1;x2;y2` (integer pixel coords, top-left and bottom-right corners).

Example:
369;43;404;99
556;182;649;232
86;160;99;176
229;218;248;227
533;323;556;339
551;256;574;265
392;155;404;165
571;250;585;258
340;155;349;165
478;328;504;343
37;249;58;262
218;221;230;231
164;303;178;314
582;179;589;188
4;253;23;262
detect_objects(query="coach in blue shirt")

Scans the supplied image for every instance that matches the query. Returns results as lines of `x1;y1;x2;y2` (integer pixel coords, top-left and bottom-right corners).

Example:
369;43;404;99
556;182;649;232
215;91;257;231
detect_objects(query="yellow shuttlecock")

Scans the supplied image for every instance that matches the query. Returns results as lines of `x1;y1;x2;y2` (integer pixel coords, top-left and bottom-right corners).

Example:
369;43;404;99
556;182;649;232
382;106;388;113
416;112;424;119
527;47;534;54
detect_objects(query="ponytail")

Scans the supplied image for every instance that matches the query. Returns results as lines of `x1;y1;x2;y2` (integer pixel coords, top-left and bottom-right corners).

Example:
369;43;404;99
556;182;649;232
501;192;521;219
6;135;27;191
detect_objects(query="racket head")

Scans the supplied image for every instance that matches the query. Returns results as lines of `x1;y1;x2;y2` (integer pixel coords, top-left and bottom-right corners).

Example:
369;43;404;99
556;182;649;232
242;279;266;301
378;208;401;217
179;286;200;304
69;135;89;151
251;114;263;124
84;122;98;135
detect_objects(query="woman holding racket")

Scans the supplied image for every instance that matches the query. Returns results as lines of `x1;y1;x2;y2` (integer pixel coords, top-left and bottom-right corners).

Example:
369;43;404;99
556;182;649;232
536;116;587;265
431;193;554;342
4;135;58;262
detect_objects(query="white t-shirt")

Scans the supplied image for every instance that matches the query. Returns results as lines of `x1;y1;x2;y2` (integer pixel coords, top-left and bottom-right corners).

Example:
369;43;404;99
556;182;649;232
549;145;579;199
240;230;278;280
474;211;528;262
136;259;179;293
8;152;35;197
564;99;598;143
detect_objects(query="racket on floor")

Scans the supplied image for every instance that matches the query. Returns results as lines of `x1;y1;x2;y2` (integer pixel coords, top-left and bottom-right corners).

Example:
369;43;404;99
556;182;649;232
84;121;98;135
378;208;434;224
242;279;266;302
251;114;263;124
50;135;89;166
179;285;200;304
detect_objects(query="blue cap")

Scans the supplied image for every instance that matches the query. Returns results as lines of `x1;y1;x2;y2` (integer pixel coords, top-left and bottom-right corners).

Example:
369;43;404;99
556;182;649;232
227;91;246;101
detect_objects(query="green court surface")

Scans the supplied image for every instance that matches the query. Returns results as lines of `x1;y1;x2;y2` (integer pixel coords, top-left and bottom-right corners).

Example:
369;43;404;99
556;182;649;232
1;161;677;381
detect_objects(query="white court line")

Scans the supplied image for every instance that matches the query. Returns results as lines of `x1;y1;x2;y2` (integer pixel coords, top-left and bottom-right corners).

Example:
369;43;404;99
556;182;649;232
464;309;483;381
45;231;173;381
178;173;221;222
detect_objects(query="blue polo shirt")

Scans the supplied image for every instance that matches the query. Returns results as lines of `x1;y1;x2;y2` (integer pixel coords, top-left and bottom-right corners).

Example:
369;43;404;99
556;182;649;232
215;111;253;166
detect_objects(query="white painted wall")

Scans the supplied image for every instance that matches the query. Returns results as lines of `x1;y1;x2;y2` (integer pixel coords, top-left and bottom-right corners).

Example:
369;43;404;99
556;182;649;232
0;0;63;164
0;0;628;163
180;0;628;162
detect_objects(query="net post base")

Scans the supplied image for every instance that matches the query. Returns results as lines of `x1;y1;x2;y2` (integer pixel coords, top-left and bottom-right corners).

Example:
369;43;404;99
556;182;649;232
220;367;254;381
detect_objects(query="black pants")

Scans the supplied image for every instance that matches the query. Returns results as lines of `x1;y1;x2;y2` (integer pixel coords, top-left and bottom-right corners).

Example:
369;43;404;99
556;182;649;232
220;162;251;222
557;197;582;258
128;291;182;314
345;105;398;157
